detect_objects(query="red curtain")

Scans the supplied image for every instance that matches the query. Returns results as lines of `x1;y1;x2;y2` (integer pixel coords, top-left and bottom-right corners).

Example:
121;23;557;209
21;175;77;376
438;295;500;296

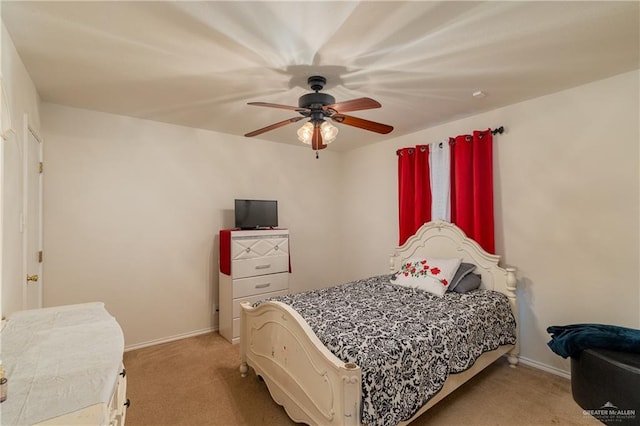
397;145;431;245
450;129;494;253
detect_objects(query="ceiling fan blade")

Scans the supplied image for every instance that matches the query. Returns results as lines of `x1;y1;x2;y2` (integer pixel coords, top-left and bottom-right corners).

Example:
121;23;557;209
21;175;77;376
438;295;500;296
332;114;394;134
247;102;308;112
324;97;381;113
244;116;304;137
311;124;327;151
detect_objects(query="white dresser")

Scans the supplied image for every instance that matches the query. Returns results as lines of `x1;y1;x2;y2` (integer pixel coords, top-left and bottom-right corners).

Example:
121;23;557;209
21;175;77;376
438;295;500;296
219;229;290;343
0;303;128;426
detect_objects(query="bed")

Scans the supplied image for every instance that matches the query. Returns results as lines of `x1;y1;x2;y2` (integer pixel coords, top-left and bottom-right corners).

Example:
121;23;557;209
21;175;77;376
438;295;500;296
239;221;519;425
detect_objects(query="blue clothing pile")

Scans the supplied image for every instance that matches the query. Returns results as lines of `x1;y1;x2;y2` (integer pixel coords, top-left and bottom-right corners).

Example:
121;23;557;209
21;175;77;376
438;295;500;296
546;323;640;358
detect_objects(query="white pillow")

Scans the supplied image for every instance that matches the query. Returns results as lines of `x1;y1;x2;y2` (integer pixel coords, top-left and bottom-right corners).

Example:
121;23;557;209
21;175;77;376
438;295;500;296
392;257;462;297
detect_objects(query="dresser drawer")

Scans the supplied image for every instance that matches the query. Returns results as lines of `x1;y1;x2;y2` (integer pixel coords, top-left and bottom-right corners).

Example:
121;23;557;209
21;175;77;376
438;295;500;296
232;289;289;318
233;272;289;299
231;234;289;260
232;255;289;279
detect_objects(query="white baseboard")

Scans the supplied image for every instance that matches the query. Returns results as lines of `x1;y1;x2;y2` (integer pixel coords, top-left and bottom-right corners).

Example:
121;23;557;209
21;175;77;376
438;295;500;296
124;326;218;352
125;329;573;382
517;355;571;379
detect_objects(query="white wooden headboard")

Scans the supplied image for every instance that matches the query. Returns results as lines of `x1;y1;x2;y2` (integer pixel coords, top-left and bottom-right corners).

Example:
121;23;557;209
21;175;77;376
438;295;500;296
390;220;519;362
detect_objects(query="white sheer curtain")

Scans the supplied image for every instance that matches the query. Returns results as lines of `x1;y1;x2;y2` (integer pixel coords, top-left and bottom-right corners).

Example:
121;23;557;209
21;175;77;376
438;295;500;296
429;141;450;221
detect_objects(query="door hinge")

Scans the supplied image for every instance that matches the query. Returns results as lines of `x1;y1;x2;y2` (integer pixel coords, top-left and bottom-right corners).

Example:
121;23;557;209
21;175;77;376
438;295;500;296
38;250;43;263
39;162;43;173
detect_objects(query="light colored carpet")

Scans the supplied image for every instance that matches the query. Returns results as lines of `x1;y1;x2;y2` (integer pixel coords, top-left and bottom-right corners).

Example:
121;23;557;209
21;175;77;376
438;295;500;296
123;332;600;425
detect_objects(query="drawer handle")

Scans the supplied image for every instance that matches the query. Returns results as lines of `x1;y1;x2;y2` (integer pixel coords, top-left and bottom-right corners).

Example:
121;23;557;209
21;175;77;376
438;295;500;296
255;264;271;270
120;368;126;378
255;283;271;289
124;399;131;408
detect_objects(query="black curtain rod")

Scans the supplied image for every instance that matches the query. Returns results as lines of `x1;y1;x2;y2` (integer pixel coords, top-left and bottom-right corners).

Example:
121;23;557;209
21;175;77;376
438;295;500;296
452;126;505;140
449;126;504;144
399;126;506;153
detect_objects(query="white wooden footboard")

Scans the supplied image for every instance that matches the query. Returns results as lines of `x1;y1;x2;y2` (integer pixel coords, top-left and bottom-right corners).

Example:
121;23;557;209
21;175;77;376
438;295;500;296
240;300;362;426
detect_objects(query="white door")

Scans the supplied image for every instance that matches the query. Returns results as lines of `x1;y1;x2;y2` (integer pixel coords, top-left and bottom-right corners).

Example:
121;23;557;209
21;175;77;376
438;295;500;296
24;121;43;310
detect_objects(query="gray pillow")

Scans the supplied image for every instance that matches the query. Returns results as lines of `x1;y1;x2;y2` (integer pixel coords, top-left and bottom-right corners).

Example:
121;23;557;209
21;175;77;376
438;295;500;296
447;262;476;292
452;272;482;293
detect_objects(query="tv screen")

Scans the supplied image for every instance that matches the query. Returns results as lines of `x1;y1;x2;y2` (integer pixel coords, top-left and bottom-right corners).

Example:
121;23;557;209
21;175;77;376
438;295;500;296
234;199;278;229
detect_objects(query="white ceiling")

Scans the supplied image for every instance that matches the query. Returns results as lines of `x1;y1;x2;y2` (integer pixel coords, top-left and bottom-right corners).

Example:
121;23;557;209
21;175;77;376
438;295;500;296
3;1;639;151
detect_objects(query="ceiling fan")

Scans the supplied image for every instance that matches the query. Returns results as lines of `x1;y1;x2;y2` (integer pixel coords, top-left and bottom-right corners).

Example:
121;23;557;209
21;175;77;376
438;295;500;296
244;76;393;156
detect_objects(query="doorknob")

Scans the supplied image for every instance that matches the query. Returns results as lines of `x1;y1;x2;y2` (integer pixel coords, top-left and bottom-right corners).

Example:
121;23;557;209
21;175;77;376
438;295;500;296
26;274;39;282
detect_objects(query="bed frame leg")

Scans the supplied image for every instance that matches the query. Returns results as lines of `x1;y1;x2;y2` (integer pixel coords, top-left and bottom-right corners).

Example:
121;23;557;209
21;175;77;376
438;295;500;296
240;362;248;377
505;267;519;369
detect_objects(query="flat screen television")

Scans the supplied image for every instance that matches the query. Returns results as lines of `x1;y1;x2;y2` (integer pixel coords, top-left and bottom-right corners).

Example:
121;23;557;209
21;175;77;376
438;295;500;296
234;199;278;229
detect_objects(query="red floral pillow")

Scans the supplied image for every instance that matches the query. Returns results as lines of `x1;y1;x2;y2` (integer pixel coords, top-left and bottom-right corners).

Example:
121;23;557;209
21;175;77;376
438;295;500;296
392;257;462;296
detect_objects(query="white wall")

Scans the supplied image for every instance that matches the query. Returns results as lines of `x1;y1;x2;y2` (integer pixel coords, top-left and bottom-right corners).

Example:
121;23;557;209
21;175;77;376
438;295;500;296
340;70;640;375
40;104;344;348
1;22;41;319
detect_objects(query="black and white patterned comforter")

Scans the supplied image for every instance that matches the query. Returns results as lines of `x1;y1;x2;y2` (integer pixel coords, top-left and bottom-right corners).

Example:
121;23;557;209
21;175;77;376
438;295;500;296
256;274;516;426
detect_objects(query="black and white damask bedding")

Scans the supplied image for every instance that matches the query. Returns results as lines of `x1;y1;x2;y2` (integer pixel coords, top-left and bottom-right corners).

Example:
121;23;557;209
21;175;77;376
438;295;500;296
255;274;516;426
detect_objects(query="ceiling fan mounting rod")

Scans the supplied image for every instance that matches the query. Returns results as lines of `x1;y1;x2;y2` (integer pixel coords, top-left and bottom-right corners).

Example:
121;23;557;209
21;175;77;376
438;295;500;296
307;75;327;92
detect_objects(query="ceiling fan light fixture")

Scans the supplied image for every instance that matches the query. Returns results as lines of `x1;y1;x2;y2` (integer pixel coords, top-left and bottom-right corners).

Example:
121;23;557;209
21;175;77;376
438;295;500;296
320;121;338;144
297;121;339;145
297;122;314;144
